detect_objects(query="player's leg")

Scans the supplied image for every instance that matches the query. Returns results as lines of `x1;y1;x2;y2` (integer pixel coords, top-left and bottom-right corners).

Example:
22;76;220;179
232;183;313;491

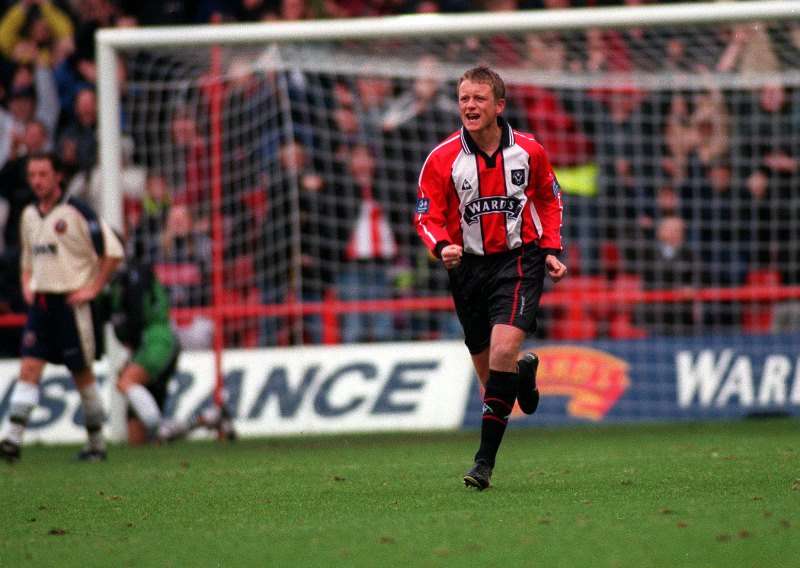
1;357;46;462
65;301;107;461
513;247;546;414
465;247;544;489
448;258;505;489
159;405;227;442
464;324;527;489
470;349;490;386
127;327;182;443
127;417;150;445
117;362;162;441
516;351;540;415
2;296;52;462
72;367;107;460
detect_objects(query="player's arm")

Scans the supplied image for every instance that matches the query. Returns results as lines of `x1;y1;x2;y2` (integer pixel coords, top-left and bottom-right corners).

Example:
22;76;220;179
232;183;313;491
530;145;563;255
531;145;567;282
19;207;34;305
20;269;33;305
68;255;122;305
414;151;457;261
68;217;125;305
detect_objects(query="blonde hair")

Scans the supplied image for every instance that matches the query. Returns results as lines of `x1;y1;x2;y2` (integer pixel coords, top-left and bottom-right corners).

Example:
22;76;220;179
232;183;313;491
457;66;506;101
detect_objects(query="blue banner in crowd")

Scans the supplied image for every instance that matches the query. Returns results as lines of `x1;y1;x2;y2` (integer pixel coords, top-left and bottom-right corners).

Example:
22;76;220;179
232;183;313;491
464;333;800;427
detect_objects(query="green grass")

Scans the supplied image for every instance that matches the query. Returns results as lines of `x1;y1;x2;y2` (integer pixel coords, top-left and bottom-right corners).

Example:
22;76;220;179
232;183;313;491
1;419;798;567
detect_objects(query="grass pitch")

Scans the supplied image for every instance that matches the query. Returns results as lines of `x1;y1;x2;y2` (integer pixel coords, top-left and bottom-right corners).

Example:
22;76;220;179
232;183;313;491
1;419;798;567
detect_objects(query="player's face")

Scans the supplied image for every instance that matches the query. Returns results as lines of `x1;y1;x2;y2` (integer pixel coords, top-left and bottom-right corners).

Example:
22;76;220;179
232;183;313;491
458;79;505;134
27;158;61;202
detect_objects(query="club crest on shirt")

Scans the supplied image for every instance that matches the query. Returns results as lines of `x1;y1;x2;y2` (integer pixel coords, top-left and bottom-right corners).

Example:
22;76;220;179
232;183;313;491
511;169;526;186
415;198;430;213
463;196;523;225
54;219;67;234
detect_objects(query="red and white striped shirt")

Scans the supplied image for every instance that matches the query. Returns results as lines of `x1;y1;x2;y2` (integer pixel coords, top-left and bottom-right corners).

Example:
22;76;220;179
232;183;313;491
415;117;563;257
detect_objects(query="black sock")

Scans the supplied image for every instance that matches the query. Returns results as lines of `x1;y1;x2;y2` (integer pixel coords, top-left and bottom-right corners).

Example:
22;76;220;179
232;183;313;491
474;369;518;468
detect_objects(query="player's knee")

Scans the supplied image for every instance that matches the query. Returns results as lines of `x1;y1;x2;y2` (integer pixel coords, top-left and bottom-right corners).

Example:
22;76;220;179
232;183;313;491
490;342;520;368
117;364;149;393
117;371;139;393
19;358;44;384
72;367;95;390
116;377;131;393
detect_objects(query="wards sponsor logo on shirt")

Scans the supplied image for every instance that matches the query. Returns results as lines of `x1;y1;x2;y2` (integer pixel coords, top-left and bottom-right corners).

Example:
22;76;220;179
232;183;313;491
462;196;522;225
32;243;58;255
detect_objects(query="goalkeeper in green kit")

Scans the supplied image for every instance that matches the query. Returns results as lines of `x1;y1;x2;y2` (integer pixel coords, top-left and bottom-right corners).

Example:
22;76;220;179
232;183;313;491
99;262;233;444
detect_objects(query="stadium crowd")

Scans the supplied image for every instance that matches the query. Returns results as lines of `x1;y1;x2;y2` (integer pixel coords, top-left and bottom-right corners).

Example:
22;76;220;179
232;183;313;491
1;0;800;353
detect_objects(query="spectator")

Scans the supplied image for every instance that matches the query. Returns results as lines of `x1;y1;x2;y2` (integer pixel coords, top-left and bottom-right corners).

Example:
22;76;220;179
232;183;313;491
67;136;147;227
0;119;48;251
662;92;693;185
57;86;97;173
381;55;457;144
576;85;662;266
352;75;394;143
695;88;729;166
637;215;702;336
680;160;742;328
717;22;780;75
284;138;332;343
54;0;120;113
733;81;798;282
0;62;59;168
131;173;172;263
0;0;74;67
166;107;210;227
331;144;399;343
738;159;785;276
381;55;458;187
154;204;213;350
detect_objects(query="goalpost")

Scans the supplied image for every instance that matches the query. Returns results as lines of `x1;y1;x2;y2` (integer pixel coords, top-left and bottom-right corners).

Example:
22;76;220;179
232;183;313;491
95;1;800;418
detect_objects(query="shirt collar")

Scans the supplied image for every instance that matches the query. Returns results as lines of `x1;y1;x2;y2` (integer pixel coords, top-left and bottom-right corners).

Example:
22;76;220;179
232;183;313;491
460;116;514;155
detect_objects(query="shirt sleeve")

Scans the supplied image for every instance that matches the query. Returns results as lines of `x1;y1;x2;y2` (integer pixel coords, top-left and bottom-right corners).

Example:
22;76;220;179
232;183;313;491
531;145;563;255
414;151;453;258
101;220;125;259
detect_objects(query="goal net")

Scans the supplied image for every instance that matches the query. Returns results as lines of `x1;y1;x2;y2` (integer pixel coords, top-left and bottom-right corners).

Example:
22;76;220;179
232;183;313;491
91;1;800;415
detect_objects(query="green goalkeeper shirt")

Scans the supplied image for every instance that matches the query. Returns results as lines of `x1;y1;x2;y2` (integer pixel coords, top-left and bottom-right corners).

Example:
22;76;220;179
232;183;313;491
103;263;173;350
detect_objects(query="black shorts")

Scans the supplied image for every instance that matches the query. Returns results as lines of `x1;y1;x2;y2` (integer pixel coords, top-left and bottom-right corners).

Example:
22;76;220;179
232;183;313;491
448;243;546;355
20;293;95;372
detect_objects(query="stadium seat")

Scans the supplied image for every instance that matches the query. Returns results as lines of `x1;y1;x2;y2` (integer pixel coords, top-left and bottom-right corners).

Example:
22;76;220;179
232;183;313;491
742;269;781;333
608;273;647;339
548;276;606;340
